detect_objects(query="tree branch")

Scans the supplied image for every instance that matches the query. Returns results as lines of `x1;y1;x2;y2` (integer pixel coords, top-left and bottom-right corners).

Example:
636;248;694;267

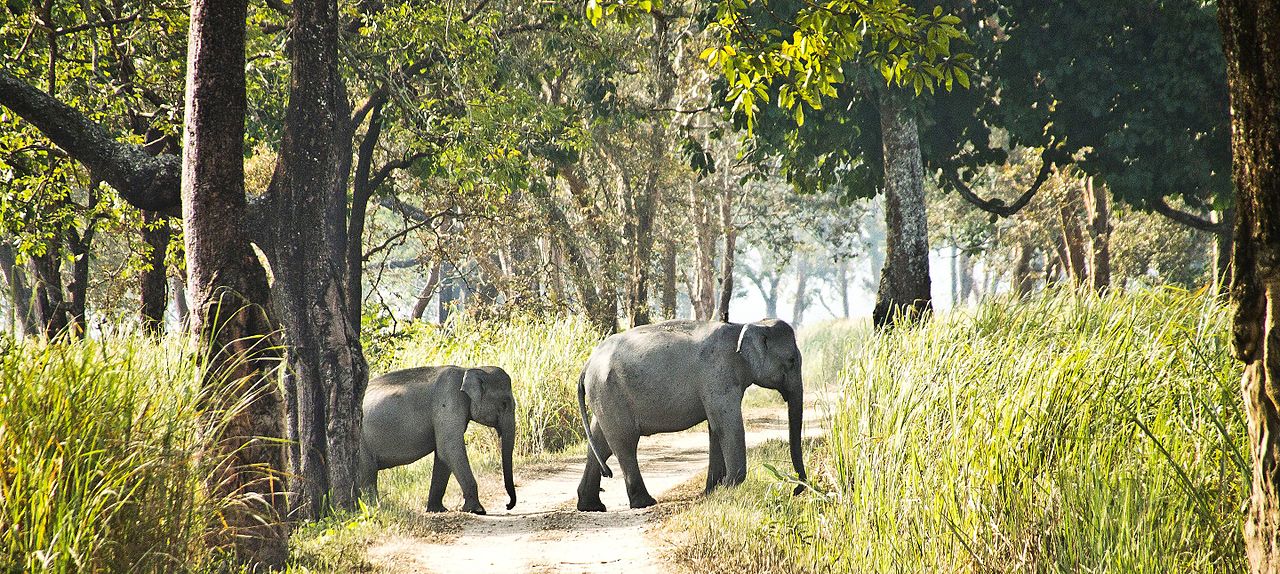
1150;197;1229;233
362;208;451;260
376;195;430;222
461;0;490;23
368;151;431;191
0;69;181;213
497;22;547;37
54;13;143;36
944;151;1054;218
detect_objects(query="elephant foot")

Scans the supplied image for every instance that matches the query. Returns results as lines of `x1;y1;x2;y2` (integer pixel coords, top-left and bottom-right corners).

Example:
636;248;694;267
426;503;448;513
461;500;487;515
576;498;607;512
628;493;657;509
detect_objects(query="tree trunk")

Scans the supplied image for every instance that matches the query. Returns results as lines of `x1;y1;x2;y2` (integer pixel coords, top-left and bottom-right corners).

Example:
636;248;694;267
716;186;736;322
691;187;717;321
1058;186;1088;286
140;210;170;335
347;99;385;335
0;241;38;337
411;264;440;321
1219;1;1280;571
181;0;288;565
265;0;368;520
660;238;677;319
531;179;614;332
950;245;959;307
1012;243;1035;297
791;253;811;328
27;252;69;338
838;260;850;318
64;224;93;339
170;274;190;330
1083;177;1111;292
438;263;458;323
872;91;931;328
1215;203;1237;295
627;13;676;328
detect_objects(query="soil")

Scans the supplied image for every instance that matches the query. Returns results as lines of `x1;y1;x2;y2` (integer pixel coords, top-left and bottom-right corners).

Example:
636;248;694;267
365;407;814;574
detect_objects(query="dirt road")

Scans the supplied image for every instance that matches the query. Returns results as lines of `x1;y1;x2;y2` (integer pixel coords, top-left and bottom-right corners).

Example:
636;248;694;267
367;409;813;574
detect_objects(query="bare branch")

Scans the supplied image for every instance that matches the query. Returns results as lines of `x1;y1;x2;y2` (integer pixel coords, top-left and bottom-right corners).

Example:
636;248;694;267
362;208;452;260
377;195;430;222
461;0;490;23
1150;197;1229;233
368;151;431;191
54;13;143;36
944;151;1054;218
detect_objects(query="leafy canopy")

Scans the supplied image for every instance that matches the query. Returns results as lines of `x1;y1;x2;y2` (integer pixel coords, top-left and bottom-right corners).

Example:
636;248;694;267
702;0;973;130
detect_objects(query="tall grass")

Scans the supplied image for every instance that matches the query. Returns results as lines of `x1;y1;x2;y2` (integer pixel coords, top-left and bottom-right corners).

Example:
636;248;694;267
374;313;604;456
665;287;1247;573
0;331;215;572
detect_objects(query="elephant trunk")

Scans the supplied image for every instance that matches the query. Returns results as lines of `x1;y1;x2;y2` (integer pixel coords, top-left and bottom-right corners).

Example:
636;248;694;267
786;382;807;495
501;413;517;510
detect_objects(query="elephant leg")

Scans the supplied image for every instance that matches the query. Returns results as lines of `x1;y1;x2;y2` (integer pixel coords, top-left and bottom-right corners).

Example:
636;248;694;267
576;420;613;512
610;432;656;509
357;447;379;501
710;406;748;487
705;428;726;494
435;435;485;515
426;456;451;513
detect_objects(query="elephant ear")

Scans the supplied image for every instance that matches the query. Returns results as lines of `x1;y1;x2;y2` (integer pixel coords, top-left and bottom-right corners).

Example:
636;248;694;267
461;369;484;405
736;323;771;381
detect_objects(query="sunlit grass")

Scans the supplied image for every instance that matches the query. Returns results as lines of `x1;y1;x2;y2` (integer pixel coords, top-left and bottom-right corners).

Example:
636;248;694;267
0;330;218;572
662;287;1247;573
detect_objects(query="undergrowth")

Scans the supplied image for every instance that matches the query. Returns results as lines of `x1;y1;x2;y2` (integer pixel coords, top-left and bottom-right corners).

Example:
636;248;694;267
663;287;1247;573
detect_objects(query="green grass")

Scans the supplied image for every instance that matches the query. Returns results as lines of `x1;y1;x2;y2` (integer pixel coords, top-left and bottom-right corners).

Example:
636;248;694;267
0;330;220;572
662;287;1247;573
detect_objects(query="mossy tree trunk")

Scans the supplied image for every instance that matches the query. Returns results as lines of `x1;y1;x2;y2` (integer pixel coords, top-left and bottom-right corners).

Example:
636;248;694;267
1218;0;1280;571
266;0;369;519
872;91;931;328
181;0;288;565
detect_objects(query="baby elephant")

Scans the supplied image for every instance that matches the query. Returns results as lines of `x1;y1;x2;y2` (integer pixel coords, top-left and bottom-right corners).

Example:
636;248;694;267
357;365;517;514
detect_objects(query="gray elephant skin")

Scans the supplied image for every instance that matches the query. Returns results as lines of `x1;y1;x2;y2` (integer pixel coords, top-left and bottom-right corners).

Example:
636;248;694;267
576;319;807;511
358;365;517;514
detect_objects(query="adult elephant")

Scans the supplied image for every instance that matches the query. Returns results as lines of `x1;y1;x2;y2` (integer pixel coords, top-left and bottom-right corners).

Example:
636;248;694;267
358;365;517;514
575;319;807;511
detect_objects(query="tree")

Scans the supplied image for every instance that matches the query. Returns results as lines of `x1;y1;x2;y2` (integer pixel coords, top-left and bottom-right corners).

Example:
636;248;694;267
940;0;1231;283
700;0;970;328
264;0;369;519
181;0;288;565
1218;0;1280;571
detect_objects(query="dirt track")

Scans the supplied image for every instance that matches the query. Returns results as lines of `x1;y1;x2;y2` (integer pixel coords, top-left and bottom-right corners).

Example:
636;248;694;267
367;409;811;574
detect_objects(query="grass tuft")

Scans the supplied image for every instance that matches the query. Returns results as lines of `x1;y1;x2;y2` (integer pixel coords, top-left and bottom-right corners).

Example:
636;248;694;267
1;329;217;572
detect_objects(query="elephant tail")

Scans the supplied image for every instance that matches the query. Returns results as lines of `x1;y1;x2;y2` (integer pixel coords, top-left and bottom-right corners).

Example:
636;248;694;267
578;370;613;478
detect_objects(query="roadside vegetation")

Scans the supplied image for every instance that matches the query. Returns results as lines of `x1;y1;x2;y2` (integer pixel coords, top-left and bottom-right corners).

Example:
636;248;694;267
0;331;228;571
4;289;1249;572
662;287;1246;573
